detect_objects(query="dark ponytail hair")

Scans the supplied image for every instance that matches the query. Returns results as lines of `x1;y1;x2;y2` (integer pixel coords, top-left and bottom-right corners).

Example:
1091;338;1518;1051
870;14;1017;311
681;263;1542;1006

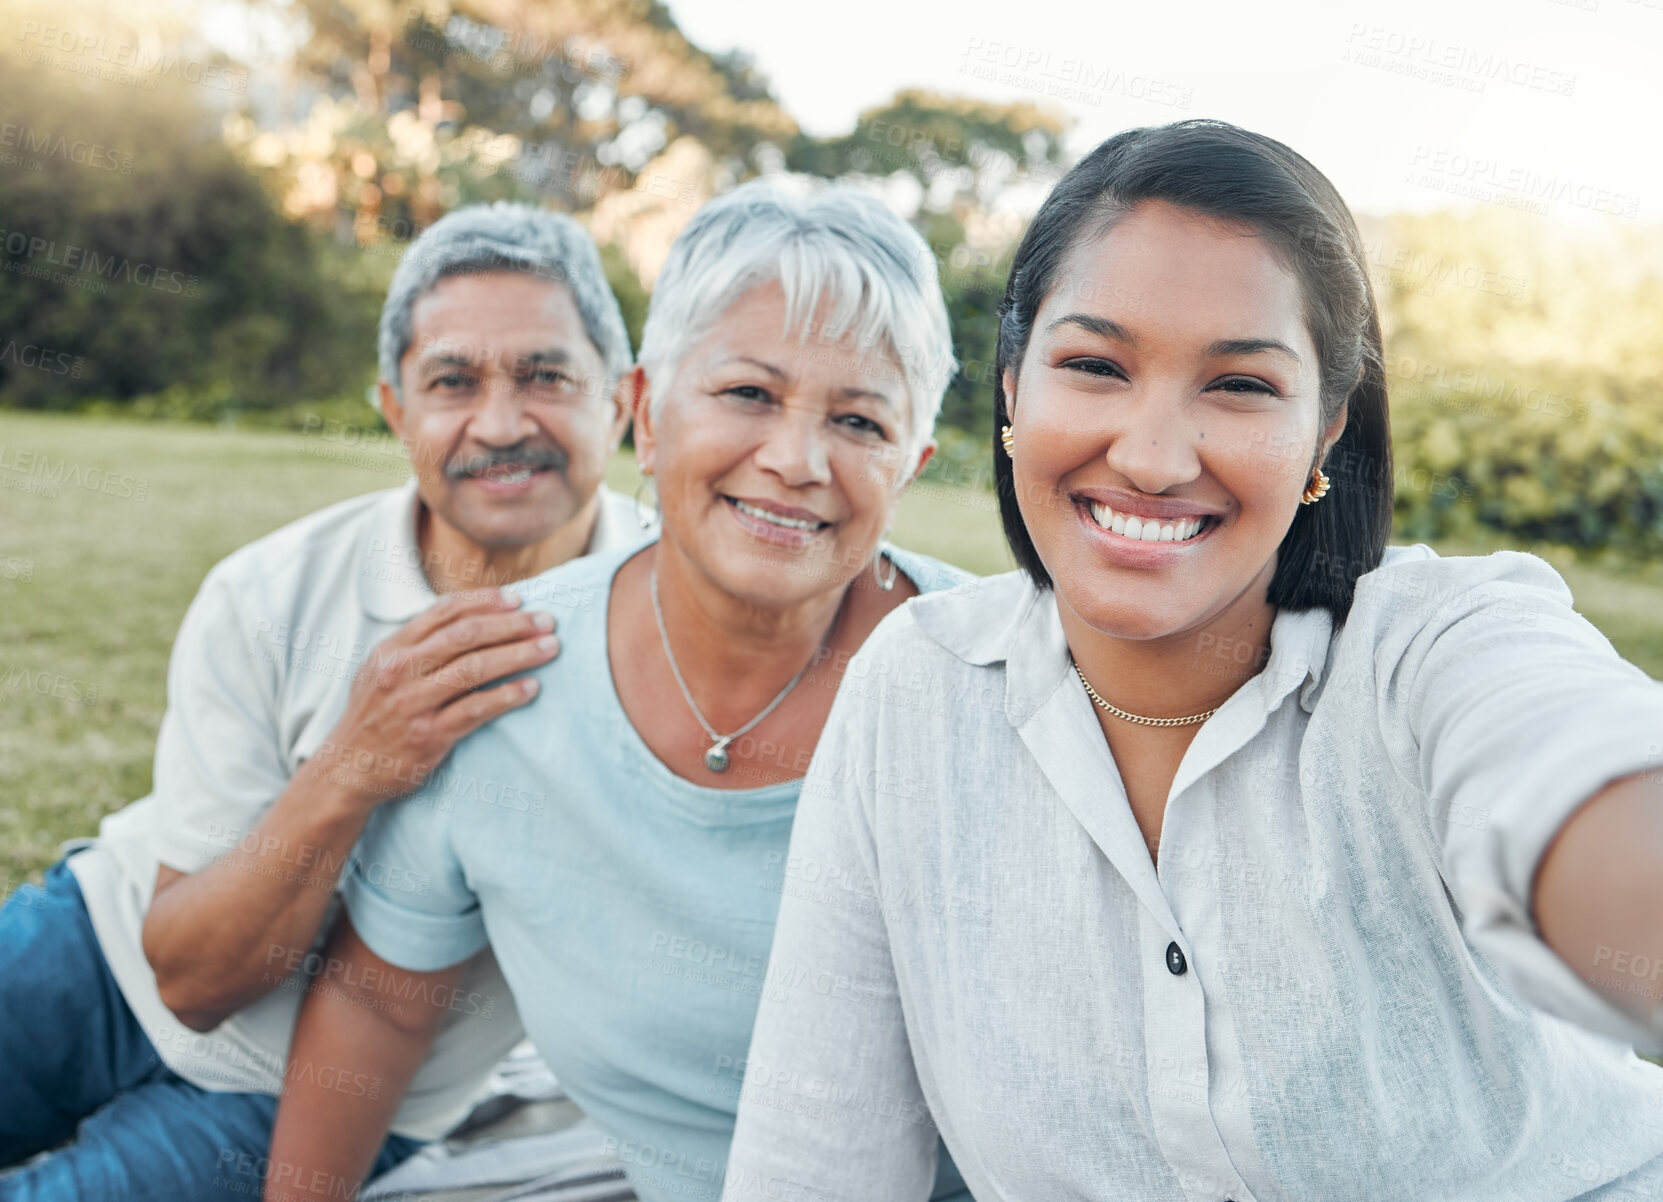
992;119;1393;624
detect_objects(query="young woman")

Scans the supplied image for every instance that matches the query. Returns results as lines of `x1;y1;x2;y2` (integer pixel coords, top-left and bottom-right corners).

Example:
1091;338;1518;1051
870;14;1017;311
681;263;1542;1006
723;120;1663;1201
262;182;972;1202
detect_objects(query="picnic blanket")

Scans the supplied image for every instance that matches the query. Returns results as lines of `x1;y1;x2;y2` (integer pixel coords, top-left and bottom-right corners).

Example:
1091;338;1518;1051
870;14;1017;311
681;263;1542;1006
360;1041;636;1202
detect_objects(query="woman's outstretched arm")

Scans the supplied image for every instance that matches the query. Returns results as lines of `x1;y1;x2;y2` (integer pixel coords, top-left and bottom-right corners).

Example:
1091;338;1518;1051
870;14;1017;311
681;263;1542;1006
1377;551;1663;1045
1534;769;1663;1025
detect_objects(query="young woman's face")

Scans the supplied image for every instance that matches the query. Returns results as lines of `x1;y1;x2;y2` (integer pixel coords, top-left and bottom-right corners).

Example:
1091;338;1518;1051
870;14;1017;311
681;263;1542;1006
1005;200;1347;642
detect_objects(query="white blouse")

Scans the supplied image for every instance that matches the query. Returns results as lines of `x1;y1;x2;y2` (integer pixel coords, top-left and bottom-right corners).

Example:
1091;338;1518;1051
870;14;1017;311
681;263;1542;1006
722;545;1663;1202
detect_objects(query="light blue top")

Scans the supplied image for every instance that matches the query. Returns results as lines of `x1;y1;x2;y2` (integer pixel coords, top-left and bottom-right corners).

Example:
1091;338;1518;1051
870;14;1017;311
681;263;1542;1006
342;538;973;1202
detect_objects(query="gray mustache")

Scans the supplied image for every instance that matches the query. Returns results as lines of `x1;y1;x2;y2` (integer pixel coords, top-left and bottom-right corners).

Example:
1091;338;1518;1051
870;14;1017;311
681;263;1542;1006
445;445;569;480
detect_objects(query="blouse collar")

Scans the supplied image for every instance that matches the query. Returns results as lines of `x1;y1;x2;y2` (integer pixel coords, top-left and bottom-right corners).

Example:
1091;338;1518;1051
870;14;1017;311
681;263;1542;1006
909;570;1336;939
911;570;1336;731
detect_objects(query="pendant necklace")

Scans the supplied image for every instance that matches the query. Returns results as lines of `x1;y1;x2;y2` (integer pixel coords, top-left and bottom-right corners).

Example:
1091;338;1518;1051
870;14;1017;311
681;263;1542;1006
649;567;841;773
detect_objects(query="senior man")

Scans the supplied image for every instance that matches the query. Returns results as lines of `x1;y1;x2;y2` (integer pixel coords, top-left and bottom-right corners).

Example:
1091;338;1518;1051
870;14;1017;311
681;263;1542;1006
0;202;642;1200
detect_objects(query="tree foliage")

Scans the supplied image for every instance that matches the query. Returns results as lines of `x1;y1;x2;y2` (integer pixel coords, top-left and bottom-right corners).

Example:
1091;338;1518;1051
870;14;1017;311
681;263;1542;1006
1366;211;1663;551
785;89;1066;215
239;0;797;243
0;56;381;413
2;0;1661;555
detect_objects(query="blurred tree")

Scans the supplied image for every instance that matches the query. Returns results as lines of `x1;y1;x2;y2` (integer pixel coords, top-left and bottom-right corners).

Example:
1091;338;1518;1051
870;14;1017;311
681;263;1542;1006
784;88;1067;216
598;240;648;352
235;0;798;250
0;56;381;413
1364;210;1663;552
4;0;1661;558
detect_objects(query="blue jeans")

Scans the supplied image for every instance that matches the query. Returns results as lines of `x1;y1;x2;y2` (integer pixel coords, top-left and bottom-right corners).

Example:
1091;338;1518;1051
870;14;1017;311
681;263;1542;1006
0;858;422;1200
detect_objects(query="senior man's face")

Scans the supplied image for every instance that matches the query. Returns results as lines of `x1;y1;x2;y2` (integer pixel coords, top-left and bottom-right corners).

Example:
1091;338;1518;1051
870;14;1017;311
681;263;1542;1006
382;271;625;551
635;279;929;607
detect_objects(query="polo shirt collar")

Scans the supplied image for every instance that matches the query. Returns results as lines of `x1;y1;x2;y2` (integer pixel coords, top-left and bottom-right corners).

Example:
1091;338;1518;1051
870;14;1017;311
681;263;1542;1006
357;478;433;624
355;481;648;624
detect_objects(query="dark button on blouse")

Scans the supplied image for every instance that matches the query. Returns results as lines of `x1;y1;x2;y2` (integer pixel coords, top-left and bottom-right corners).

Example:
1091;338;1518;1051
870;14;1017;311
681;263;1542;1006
1166;941;1187;976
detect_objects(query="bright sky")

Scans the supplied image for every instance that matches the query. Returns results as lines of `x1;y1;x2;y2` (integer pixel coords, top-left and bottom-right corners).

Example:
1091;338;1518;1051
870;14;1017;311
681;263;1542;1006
669;0;1663;222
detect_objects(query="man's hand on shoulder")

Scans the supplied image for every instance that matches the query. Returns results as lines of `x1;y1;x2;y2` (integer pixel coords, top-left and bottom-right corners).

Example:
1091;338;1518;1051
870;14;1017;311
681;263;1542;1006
313;586;559;811
143;586;558;1030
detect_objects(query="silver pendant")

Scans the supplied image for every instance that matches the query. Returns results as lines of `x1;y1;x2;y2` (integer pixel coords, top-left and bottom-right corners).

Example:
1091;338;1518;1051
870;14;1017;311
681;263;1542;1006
704;741;731;773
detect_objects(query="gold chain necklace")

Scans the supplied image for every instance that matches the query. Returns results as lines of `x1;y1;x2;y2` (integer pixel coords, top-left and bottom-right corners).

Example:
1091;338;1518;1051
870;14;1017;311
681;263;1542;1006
1073;663;1219;728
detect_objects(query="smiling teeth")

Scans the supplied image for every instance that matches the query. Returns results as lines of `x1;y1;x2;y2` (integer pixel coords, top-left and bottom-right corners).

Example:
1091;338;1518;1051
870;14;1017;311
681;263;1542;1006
481;468;533;484
734;499;822;530
1087;503;1208;543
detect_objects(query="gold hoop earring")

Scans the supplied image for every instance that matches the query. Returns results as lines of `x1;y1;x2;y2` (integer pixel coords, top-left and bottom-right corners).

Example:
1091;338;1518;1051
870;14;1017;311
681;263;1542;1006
1000;425;1015;457
1300;466;1331;505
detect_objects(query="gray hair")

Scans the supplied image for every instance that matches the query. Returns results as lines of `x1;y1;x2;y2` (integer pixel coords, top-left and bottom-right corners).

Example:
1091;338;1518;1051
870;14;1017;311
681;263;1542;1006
637;181;955;468
378;201;631;402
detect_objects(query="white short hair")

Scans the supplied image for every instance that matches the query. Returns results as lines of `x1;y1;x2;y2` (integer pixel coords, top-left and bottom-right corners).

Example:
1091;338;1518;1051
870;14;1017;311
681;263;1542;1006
637;180;955;468
378;202;630;403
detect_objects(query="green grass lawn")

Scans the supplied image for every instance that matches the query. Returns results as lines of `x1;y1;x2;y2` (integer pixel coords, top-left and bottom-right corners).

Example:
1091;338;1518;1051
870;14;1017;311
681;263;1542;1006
2;409;1660;886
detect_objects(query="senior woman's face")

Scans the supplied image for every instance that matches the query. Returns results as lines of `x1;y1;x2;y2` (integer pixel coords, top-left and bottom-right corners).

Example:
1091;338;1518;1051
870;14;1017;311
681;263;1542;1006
636;279;921;607
1005;200;1346;641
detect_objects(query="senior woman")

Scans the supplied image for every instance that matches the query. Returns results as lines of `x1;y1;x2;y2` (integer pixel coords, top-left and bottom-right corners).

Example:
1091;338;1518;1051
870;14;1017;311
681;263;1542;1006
724;120;1663;1201
263;181;973;1202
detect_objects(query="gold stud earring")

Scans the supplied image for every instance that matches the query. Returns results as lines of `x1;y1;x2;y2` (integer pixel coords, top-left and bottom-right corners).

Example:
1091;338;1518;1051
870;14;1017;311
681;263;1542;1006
1000;425;1015;457
1300;466;1332;505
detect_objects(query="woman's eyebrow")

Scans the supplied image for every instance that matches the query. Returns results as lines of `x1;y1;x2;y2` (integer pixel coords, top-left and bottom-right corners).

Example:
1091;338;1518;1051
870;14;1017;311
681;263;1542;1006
719;355;788;379
1207;337;1301;363
1046;313;1136;343
837;386;898;412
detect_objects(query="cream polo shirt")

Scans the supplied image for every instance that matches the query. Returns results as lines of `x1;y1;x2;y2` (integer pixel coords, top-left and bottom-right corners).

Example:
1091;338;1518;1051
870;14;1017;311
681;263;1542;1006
66;479;644;1140
726;544;1663;1202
